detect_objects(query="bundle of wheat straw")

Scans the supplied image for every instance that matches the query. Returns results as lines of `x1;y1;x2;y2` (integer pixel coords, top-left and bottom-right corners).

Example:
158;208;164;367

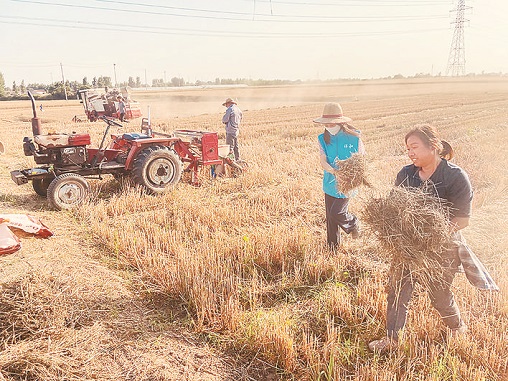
362;187;451;287
334;153;370;195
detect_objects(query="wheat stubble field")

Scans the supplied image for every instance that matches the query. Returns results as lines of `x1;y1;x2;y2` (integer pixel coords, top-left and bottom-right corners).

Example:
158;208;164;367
0;77;507;380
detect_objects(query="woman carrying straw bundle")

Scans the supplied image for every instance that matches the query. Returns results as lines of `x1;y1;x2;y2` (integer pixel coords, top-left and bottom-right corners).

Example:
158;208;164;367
369;124;498;354
315;103;364;248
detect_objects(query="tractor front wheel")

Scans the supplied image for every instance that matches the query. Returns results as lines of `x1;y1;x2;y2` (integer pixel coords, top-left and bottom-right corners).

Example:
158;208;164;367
132;146;182;194
32;177;54;197
47;173;90;210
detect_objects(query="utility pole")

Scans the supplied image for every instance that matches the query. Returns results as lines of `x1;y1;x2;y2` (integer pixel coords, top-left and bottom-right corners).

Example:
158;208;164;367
144;69;148;89
60;62;68;101
113;63;118;87
446;0;470;76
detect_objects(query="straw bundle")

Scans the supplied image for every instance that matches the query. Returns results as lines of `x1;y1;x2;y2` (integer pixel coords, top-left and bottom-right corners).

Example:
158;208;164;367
362;186;451;287
334;153;370;195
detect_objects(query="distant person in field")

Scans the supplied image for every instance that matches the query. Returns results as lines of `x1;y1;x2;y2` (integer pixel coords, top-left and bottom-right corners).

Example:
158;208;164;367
315;102;364;248
368;124;499;354
117;96;126;122
221;97;243;161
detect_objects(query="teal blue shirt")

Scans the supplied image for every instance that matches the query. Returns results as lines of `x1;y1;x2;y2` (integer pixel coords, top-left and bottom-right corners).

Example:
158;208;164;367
318;130;360;198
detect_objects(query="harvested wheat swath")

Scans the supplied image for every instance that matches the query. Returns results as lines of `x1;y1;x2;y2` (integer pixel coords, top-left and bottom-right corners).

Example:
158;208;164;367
362;187;451;287
334;153;370;195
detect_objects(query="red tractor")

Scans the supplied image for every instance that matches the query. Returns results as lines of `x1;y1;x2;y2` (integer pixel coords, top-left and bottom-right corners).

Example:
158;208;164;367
10;92;245;210
76;87;142;122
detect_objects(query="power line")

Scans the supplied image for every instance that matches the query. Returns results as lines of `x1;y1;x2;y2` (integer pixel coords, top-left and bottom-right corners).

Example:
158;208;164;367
8;0;449;22
0;15;448;38
95;0;450;15
241;0;453;6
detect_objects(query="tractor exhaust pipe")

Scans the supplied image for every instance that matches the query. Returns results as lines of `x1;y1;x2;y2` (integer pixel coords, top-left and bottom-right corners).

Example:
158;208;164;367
146;106;153;136
28;90;42;136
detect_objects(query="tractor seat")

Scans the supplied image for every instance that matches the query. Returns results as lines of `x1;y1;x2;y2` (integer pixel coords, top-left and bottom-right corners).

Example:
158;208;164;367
34;134;70;148
34;133;91;147
122;133;151;140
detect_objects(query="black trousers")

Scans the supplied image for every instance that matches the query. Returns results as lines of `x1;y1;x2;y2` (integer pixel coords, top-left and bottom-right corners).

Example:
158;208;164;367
324;194;358;247
386;266;463;340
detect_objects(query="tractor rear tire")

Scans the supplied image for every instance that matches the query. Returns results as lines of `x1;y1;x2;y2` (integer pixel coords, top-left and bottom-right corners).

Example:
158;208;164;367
47;173;90;210
132;146;182;194
32;177;54;197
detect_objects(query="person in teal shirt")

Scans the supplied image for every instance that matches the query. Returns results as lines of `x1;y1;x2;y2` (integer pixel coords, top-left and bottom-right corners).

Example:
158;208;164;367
315;103;365;248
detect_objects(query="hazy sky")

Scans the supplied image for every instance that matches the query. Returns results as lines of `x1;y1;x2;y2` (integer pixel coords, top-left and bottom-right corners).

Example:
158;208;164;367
1;0;507;86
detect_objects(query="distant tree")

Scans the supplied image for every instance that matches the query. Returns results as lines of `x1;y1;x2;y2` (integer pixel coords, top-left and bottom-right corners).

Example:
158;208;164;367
83;77;89;86
20;80;26;94
152;78;164;87
47;82;69;99
221;78;235;85
171;77;184;87
128;76;135;87
69;80;81;92
92;77;97;87
135;76;141;87
12;81;17;94
27;83;48;90
96;76;112;88
0;72;5;97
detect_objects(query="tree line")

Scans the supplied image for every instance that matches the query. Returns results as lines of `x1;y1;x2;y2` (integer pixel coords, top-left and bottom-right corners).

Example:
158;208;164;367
4;70;502;101
0;72;190;100
0;71;305;100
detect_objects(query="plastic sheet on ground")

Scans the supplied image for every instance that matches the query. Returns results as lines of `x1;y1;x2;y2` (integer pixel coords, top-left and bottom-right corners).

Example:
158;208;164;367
0;223;21;256
0;214;53;238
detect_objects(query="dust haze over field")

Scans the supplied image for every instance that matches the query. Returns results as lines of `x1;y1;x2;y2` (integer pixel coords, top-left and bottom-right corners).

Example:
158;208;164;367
130;77;508;118
0;77;507;380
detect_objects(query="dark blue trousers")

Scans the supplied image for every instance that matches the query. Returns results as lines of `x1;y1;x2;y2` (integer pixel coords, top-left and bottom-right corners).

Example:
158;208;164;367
324;194;358;247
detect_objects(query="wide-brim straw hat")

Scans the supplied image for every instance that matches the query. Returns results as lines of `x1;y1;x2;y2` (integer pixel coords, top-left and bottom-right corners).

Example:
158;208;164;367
313;102;352;124
222;97;237;106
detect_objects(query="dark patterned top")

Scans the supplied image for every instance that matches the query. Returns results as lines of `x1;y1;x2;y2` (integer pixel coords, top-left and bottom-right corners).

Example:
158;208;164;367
395;159;498;291
395;159;472;218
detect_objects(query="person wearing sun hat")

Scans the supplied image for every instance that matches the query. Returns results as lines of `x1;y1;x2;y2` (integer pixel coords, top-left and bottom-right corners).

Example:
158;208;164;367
222;97;243;161
315;102;365;248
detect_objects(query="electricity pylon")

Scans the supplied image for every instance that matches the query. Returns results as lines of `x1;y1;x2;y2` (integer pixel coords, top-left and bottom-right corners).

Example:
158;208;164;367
446;0;470;76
